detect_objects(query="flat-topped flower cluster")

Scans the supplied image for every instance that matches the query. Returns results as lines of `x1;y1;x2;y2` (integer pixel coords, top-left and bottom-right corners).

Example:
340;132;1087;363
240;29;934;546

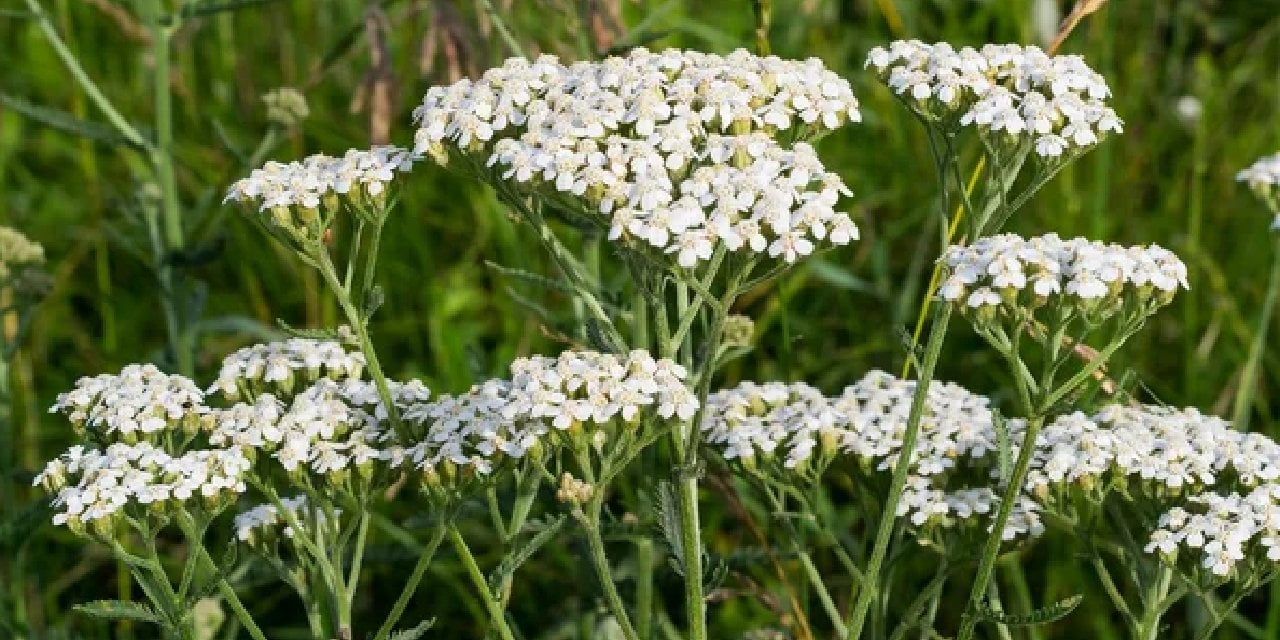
51;364;207;442
940;233;1188;311
35;442;250;532
865;40;1122;157
704;371;1042;539
224;146;417;213
412;48;862;267
209;338;367;401
1147;486;1280;577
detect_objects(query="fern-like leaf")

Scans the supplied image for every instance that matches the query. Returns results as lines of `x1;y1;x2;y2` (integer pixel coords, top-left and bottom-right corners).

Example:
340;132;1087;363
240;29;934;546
387;618;436;640
974;594;1083;627
74;600;163;624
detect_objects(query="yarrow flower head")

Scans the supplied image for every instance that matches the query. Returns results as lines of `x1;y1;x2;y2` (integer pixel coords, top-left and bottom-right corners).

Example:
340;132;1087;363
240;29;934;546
1146;485;1280;579
940;233;1188;341
505;349;697;438
398;378;542;499
209;338;367;402
34;442;250;537
209;379;393;487
234;495;337;549
224;147;416;244
1237;152;1280;223
51;364;208;445
1027;405;1280;504
865;41;1122;157
832;370;1041;540
704;371;1041;542
703;381;851;481
412;48;861;268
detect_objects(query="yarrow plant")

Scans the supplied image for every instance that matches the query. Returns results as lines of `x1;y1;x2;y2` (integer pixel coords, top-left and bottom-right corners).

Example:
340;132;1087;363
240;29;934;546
34;24;1280;640
1233;151;1280;432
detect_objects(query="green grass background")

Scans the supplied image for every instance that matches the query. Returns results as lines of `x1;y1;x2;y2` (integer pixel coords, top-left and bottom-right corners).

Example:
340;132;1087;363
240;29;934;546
3;0;1280;637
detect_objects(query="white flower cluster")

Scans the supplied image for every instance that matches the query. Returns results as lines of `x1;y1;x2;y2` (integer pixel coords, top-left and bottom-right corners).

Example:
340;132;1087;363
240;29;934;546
1238;152;1280;193
412;49;861;266
209;339;367;401
234;495;337;545
50;364;207;441
224;146;416;212
1238;152;1280;225
865;41;1122;157
1028;405;1280;498
339;378;432;430
400;379;541;482
940;233;1188;310
702;370;1042;540
505;349;698;429
835;370;1042;539
0;226;45;281
35;443;249;531
209;380;388;481
1146;485;1280;577
703;381;849;472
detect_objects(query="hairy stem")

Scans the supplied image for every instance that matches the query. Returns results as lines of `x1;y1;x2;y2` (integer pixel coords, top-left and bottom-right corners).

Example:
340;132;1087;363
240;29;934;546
583;501;641;640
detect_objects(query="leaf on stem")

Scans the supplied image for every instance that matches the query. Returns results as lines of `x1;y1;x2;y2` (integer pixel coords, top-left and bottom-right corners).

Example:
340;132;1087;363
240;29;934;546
488;514;567;598
0;92;143;149
388;618;436;640
74;600;164;624
973;594;1083;627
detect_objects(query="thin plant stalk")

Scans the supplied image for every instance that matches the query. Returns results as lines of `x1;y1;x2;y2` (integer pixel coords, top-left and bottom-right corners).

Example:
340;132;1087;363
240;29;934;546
448;524;518;640
373;524;448;640
846;302;954;638
1231;235;1280;431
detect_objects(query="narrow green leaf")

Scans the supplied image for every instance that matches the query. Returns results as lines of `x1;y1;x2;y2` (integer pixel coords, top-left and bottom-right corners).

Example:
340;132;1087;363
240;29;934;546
993;410;1013;486
1;92;140;148
485;260;575;294
489;514;566;596
655;482;685;576
74;600;163;624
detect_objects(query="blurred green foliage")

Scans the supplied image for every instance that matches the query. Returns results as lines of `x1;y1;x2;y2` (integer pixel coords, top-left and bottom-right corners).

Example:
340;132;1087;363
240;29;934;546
2;0;1279;637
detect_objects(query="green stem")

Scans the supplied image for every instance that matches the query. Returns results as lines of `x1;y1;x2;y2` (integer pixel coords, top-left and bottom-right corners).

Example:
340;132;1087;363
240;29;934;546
957;414;1046;640
314;250;406;441
481;0;525;57
346;512;371;609
846;303;954;639
193;546;269;640
1232;236;1280;430
22;0;148;148
583;500;641;640
1136;565;1173;640
675;474;705;640
635;536;655;640
750;0;772;55
448;525;517;640
373;525;447;640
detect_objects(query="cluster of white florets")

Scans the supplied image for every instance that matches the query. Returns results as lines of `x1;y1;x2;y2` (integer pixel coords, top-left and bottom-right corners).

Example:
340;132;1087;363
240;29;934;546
234;495;337;547
1028;405;1280;500
224;146;416;212
940;233;1188;312
703;370;1041;539
209;380;389;482
703;381;849;473
1146;485;1280;577
35;443;250;533
865;41;1122;157
834;370;1042;539
1238;152;1280;224
209;338;367;402
0;226;45;282
412;49;861;267
505;349;698;431
399;378;541;483
339;378;432;430
50;364;207;442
